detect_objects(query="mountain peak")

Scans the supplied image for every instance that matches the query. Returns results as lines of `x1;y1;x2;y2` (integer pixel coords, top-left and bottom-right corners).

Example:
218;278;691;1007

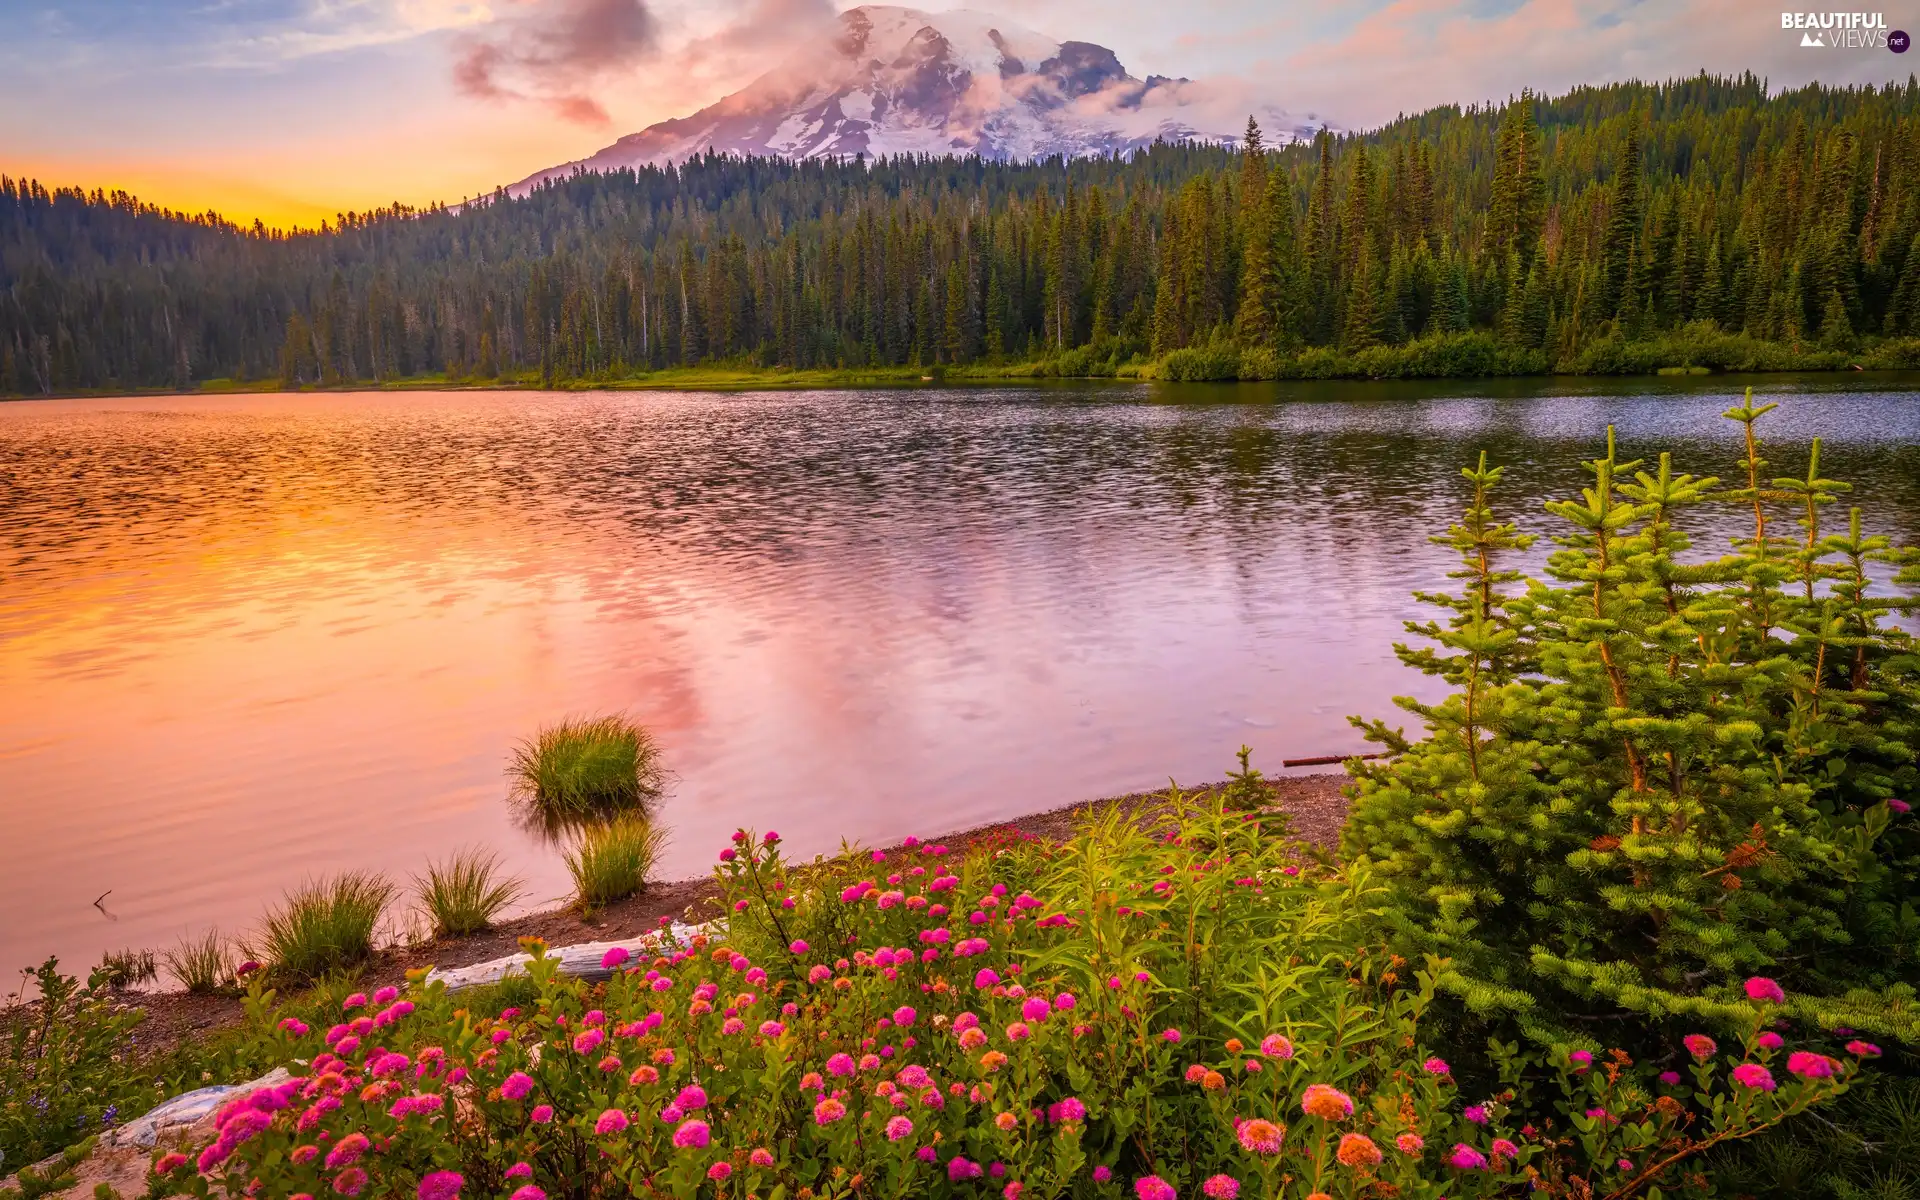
513;5;1314;189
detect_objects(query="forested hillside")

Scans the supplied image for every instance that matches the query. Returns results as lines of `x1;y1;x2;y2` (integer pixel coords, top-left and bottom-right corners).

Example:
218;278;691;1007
6;72;1920;393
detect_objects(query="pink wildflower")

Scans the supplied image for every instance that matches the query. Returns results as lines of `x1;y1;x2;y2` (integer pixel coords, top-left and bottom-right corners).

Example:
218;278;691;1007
510;1188;546;1200
672;1119;711;1149
1236;1118;1285;1154
1448;1144;1488;1170
815;1098;848;1125
1260;1034;1295;1060
886;1115;914;1141
1847;1040;1883;1057
331;1168;367;1196
1745;977;1787;1004
1731;1063;1777;1091
1093;1166;1113;1183
1684;1034;1716;1059
1202;1176;1240;1199
323;1133;370;1171
1395;1133;1424;1154
417;1170;463;1200
1422;1056;1450;1075
500;1072;535;1101
1787;1052;1837;1079
594;1109;630;1135
530;1105;554;1124
750;1149;776;1167
676;1085;708;1110
1756;1032;1785;1050
1134;1176;1177;1200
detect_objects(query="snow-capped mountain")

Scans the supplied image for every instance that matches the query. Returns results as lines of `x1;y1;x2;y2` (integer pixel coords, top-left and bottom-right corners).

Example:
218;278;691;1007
513;5;1319;188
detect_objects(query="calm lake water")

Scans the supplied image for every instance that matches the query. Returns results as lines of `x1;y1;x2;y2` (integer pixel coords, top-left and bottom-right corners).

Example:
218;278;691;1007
4;377;1919;982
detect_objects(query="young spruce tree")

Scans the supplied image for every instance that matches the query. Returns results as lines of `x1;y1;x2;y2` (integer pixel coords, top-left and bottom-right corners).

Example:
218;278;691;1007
1344;393;1920;1049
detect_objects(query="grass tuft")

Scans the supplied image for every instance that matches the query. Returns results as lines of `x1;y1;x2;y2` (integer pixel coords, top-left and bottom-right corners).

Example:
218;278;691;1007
254;871;396;982
95;948;157;990
413;848;525;939
566;815;667;912
163;929;233;994
509;714;664;831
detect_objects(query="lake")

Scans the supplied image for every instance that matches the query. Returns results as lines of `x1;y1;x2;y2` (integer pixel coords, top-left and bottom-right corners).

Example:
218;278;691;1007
4;376;1918;981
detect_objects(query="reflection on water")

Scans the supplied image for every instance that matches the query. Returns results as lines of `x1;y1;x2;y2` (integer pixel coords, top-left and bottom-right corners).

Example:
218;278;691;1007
2;379;1918;977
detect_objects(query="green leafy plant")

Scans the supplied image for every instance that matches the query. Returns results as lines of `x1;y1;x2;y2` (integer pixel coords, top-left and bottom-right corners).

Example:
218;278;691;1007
509;715;664;831
412;848;525;939
1;958;144;1168
252;872;396;983
161;930;232;995
565;815;666;911
1345;397;1920;1047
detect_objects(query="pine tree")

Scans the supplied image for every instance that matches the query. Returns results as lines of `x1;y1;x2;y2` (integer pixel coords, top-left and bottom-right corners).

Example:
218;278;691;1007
1597;124;1644;323
1348;401;1920;1047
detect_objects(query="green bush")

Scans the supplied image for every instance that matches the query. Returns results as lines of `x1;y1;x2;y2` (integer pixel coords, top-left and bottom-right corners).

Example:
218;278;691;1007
0;962;144;1168
509;714;664;830
412;848;525;939
162;929;233;994
1344;397;1920;1048
566;815;666;911
1161;343;1242;381
166;801;1864;1200
254;872;396;982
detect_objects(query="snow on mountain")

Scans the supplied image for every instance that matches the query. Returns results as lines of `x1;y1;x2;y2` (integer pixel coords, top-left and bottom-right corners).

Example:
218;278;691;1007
512;5;1320;189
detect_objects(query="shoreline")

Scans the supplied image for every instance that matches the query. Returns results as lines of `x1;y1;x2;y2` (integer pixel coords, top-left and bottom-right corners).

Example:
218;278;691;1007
6;362;1920;404
104;773;1349;1057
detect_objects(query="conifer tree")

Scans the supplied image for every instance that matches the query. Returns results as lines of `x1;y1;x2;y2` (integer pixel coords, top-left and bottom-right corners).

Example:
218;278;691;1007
1346;399;1920;1047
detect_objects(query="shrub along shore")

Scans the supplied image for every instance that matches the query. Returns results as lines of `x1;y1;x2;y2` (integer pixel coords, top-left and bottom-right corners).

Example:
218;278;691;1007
5;395;1918;1199
12;333;1920;400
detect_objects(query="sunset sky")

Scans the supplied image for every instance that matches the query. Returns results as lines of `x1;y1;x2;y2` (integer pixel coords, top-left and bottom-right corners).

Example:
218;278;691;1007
5;0;1914;228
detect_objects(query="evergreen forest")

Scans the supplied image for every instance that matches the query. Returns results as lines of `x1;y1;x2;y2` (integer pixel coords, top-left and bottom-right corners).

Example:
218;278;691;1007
8;72;1920;394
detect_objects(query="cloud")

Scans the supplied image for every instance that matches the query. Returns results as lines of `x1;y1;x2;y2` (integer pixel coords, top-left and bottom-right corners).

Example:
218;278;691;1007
1265;0;1912;128
453;0;659;124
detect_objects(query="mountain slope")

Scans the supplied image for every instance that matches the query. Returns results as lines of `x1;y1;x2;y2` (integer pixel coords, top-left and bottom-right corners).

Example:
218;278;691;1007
514;5;1317;187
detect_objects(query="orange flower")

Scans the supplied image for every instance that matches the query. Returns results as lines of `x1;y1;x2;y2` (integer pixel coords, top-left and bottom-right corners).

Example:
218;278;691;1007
980;1051;1008;1073
1301;1084;1354;1121
994;1112;1018;1131
1336;1133;1382;1168
1201;1071;1226;1091
1225;1039;1244;1054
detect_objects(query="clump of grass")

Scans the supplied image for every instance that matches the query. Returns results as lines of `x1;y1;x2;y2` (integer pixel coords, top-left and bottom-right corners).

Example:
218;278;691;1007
94;947;157;990
254;871;396;982
510;714;664;830
566;815;667;911
413;848;525;939
163;929;233;994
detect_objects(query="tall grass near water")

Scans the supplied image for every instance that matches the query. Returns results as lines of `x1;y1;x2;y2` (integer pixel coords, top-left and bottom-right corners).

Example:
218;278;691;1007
253;871;396;982
565;815;666;911
412;848;524;938
509;714;664;832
